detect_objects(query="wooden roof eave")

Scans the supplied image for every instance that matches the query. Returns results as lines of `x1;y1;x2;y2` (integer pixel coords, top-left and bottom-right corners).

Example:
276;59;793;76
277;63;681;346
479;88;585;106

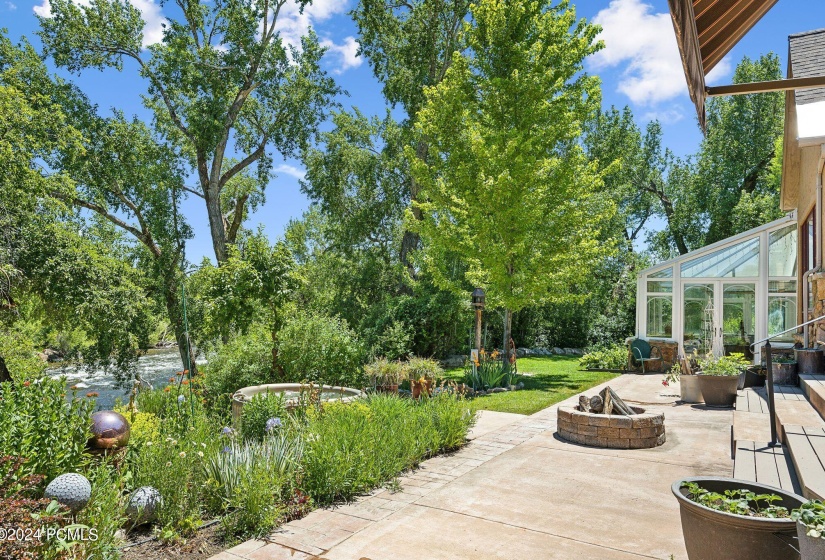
668;0;707;130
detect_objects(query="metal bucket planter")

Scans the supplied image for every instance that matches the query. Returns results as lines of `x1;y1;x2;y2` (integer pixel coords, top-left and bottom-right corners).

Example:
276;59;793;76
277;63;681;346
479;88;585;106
797;522;825;559
680;374;704;403
773;362;799;386
673;477;805;560
696;375;739;407
796;348;825;375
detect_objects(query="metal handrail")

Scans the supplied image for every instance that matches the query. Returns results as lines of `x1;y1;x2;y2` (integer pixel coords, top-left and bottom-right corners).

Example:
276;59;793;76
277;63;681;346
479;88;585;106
750;313;825;350
752;313;825;448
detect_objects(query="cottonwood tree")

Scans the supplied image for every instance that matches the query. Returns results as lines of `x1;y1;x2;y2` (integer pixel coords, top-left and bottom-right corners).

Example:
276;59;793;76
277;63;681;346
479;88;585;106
410;0;612;370
38;0;340;266
352;0;471;277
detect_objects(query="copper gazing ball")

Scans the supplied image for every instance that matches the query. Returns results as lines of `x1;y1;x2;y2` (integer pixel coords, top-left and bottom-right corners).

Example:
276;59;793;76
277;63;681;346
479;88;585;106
89;411;130;449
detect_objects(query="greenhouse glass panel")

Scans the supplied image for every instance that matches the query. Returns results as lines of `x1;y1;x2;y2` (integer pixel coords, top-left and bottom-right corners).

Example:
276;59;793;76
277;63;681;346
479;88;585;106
768;296;798;343
769;224;798;277
681;238;759;278
649;268;673;278
647;296;672;337
647;281;672;293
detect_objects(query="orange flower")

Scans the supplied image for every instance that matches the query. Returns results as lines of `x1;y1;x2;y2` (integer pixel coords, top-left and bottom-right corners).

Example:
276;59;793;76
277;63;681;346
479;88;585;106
70;385;78;390
23;381;31;387
169;377;175;383
86;392;99;398
164;386;171;393
182;379;189;385
176;371;184;376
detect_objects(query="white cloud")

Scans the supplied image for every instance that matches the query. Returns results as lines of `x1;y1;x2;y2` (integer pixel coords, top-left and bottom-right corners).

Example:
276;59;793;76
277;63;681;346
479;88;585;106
275;164;306;180
590;0;731;106
641;108;685;124
273;0;360;74
5;2;17;10
321;36;362;74
34;0;166;48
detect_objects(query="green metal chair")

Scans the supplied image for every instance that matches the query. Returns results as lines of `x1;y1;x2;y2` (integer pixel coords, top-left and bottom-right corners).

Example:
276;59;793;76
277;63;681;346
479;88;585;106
630;339;663;373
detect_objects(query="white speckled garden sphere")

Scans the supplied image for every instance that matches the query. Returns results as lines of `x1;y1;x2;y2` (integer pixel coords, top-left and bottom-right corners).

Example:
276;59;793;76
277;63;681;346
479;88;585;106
126;486;162;524
44;473;91;513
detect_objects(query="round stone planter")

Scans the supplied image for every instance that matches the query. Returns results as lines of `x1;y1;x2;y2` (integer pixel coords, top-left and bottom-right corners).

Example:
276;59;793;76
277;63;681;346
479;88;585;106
557;406;665;449
680;374;704;403
231;383;363;424
772;361;799;386
695;375;738;407
797;521;825;559
673;477;805;560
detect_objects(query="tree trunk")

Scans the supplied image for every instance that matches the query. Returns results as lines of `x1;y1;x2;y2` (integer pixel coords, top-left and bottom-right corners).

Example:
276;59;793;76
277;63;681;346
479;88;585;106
204;185;229;265
162;273;198;374
0;356;11;382
501;308;512;374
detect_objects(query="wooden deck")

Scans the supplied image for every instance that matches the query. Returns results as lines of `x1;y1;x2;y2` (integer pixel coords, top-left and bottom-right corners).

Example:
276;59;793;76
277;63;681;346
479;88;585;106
732;439;801;494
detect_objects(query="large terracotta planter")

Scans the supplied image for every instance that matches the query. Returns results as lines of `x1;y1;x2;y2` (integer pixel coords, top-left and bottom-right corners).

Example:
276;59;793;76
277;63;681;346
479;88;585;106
797;521;825;559
696;375;738;407
680;374;704;403
673;477;805;560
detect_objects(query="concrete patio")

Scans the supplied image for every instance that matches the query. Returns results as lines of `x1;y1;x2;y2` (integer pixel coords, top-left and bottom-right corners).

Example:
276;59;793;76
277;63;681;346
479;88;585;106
210;375;733;560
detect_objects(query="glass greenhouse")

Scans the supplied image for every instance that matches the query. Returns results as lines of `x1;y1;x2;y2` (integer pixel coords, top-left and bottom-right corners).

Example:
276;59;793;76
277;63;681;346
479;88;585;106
636;214;799;364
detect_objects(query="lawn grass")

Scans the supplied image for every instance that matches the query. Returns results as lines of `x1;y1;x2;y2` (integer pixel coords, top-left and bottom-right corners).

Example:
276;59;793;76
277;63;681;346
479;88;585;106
444;355;619;415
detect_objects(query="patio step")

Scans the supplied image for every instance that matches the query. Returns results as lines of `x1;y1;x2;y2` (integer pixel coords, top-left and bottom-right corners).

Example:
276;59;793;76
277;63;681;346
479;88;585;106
734;386;825;443
732;440;801;494
784;425;825;500
800;374;825;422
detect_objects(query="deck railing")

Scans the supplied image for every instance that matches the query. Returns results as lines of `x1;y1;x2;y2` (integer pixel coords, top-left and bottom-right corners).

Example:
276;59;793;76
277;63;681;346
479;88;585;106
750;314;825;446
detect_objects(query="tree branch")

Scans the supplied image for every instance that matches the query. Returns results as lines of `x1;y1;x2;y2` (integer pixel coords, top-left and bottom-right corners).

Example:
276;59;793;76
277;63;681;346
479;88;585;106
226;193;249;245
219;137;268;189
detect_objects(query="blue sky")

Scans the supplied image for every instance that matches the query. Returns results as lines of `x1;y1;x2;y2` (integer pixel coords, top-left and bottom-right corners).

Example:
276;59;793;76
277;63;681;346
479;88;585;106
2;0;823;262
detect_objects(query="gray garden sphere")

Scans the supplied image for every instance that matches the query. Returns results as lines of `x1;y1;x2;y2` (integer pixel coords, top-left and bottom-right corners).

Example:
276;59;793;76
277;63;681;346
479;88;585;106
126;486;163;525
44;473;91;513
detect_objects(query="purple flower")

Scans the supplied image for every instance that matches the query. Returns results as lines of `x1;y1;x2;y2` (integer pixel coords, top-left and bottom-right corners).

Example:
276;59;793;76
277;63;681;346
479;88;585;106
177;395;185;403
221;426;234;436
221;445;231;454
265;417;282;432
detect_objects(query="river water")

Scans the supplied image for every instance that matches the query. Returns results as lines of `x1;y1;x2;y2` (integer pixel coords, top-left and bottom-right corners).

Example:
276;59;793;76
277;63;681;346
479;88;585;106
49;348;191;410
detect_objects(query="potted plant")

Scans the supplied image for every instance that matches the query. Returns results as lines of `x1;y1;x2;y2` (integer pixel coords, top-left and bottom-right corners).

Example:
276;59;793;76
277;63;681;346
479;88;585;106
792;500;825;559
365;358;406;394
772;355;799;386
740;366;766;389
673;477;806;560
695;353;750;407
663;363;703;403
406;356;443;399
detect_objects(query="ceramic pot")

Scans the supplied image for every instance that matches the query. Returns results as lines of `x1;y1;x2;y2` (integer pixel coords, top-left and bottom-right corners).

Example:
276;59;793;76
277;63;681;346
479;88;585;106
673;477;805;560
797;521;825;559
696;375;738;407
680;374;704;403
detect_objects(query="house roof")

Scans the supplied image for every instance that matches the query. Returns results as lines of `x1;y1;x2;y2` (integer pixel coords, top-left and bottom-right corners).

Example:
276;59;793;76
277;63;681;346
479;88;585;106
789;29;825;106
668;0;779;130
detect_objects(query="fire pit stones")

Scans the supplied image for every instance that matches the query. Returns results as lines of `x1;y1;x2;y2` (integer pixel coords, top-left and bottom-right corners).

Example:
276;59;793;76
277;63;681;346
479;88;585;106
557;405;665;449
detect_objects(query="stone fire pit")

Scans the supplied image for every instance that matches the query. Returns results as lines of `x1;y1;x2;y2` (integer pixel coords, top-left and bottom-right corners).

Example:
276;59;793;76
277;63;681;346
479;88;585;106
557;389;665;449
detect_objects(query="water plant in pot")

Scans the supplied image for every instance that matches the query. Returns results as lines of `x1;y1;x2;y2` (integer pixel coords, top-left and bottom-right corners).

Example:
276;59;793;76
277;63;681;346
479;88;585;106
771;355;799;386
406;357;443;399
365;358;406;394
672;477;806;560
792;499;825;559
695;353;750;407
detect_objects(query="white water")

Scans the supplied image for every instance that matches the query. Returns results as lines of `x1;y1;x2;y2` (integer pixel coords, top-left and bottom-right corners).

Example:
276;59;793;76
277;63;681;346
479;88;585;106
50;348;194;410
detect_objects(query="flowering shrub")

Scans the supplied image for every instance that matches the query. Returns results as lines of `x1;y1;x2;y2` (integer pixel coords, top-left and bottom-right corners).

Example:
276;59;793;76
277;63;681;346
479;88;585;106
241;392;287;442
0;377;93;481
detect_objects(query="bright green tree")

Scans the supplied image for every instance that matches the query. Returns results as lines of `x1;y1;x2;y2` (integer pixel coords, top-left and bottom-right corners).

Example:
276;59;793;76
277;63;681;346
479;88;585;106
409;0;611;368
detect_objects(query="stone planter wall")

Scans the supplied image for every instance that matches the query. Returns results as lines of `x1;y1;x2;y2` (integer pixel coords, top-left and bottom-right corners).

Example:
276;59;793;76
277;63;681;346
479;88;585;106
627;340;678;373
557;406;665;449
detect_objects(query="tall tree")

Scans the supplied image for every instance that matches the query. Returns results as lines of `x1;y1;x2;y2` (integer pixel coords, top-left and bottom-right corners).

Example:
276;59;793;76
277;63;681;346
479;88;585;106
410;0;611;369
38;0;340;265
352;0;471;276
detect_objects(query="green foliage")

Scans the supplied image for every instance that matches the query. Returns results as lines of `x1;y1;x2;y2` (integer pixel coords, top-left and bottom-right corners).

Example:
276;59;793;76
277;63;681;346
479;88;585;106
406;357;444;380
204;325;276;406
240;393;288;442
0;377;92;481
409;0;612;363
464;350;513;390
792;500;825;539
682;481;790;518
365;358;407;385
75;462;127;560
115;408;161;449
301;394;474;503
579;344;627;370
698;353;750;376
278;310;365;387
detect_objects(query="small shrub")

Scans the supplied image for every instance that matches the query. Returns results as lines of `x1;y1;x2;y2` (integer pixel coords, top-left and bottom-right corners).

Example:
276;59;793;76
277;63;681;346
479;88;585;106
579;344;628;370
205;325;275;406
698;353;750;376
464;350;513;390
115;407;161;448
406;357;444;381
75;462;127;559
0;377;93;481
364;358;406;387
240;392;288;442
278;311;365;388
